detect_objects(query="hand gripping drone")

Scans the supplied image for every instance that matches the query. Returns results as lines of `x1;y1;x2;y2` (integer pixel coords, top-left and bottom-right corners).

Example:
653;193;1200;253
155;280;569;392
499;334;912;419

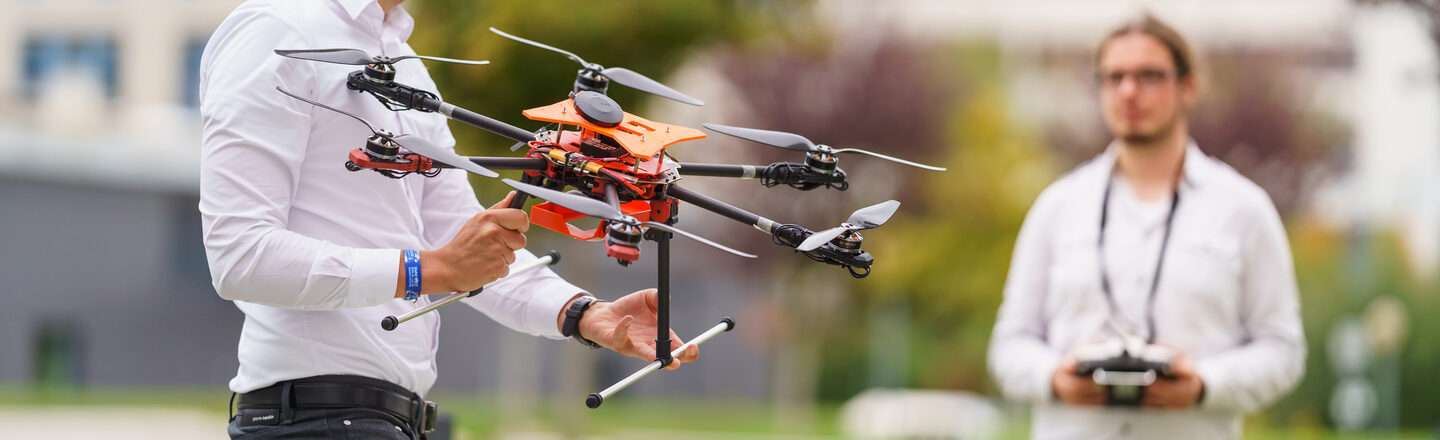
274;28;945;407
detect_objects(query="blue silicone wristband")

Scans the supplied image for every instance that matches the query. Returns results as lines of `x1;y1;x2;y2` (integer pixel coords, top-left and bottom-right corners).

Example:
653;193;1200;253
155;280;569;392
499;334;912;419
403;249;421;301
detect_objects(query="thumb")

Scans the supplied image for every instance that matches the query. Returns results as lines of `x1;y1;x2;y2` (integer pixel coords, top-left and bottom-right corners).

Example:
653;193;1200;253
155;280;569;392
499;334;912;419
610;315;636;350
489;191;517;210
1058;357;1078;373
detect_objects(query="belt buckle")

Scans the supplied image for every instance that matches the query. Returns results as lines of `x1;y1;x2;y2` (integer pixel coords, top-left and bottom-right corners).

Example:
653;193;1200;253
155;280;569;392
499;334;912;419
421;401;437;434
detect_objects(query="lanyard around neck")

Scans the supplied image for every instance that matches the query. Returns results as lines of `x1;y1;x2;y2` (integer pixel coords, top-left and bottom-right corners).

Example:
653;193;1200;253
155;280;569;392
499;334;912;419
1097;176;1180;343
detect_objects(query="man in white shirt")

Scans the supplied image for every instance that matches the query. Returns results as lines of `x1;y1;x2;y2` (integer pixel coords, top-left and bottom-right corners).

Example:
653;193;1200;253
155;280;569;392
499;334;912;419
199;0;697;438
987;15;1306;439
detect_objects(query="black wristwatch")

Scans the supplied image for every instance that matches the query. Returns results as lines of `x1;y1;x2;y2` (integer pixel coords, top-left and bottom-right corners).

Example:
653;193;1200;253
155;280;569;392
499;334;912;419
562;296;602;349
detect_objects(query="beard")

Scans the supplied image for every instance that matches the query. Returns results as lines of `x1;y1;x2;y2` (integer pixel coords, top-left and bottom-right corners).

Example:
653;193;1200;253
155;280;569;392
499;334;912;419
1116;109;1183;148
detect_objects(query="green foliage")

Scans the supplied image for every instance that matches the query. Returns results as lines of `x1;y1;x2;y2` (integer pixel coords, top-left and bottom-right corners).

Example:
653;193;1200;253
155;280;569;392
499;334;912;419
1270;226;1440;429
405;0;753;195
820;43;1062;397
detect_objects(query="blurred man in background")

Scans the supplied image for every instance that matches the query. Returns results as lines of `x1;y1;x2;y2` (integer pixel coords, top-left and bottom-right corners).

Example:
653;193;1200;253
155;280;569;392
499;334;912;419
200;0;696;438
987;14;1305;439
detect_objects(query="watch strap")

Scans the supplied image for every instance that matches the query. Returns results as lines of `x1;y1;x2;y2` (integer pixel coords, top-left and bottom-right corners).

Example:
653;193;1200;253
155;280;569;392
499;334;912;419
562;296;602;349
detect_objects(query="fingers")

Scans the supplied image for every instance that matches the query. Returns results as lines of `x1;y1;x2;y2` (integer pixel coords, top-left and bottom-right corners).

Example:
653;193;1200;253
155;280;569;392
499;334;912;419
1052;360;1106;406
1170;357;1197;377
1143;382;1181;409
488;191;517;210
1076;388;1105;406
635;348;658;365
468;216;523;256
670;331;699;363
437;200;535;291
661;334;686;370
1145;377;1201;410
483;207;530;233
1144;393;1179;409
602;290;708;370
631;332;658;363
493;228;527;251
640;288;660;313
1072;379;1104;405
678;345;699;364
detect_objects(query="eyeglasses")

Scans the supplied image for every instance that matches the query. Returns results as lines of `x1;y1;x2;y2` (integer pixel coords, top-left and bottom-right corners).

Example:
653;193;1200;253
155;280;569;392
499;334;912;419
1096;69;1176;89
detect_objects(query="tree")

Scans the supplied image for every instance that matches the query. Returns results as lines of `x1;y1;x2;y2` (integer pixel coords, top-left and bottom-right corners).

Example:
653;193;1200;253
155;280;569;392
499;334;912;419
406;0;751;195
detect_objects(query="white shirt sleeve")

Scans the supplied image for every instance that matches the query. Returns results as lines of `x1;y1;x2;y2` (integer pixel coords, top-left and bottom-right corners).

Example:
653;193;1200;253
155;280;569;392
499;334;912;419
1194;194;1307;413
415;169;584;340
987;184;1065;404
199;12;400;309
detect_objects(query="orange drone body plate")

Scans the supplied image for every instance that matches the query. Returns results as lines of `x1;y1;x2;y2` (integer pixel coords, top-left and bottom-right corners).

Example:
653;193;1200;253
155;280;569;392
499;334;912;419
547;130;669;178
523;98;705;160
531;200;654;241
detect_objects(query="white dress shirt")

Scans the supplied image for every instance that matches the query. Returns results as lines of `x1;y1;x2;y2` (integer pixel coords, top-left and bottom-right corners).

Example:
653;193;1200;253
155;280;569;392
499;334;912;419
988;143;1306;439
199;0;583;396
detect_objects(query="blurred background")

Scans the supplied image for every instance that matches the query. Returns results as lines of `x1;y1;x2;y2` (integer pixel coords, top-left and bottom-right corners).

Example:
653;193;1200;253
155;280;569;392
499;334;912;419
1;0;1437;438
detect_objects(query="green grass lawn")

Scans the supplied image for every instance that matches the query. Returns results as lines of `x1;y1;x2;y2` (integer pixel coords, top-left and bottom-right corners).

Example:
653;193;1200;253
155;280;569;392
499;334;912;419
0;386;1430;439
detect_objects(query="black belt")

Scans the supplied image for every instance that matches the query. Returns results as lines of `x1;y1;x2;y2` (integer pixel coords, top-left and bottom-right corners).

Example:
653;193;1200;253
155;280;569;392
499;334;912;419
236;375;436;434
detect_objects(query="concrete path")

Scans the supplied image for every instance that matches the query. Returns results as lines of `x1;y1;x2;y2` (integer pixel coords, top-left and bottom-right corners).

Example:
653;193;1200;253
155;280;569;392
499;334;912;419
0;406;226;439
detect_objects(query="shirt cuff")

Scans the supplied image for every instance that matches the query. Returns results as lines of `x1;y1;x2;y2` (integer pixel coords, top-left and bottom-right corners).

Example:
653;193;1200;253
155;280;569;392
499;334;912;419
1033;353;1062;404
351;248;402;307
524;278;588;340
1194;360;1230;410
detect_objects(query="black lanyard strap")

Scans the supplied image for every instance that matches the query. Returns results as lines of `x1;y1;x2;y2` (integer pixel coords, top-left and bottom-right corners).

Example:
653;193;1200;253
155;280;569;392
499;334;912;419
1097;177;1180;343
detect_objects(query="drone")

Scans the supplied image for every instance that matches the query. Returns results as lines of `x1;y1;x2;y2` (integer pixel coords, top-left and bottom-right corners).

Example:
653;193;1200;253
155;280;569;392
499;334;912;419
274;27;946;408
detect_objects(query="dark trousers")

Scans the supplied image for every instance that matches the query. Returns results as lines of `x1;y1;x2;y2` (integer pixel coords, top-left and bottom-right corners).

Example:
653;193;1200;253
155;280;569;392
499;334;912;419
228;405;422;439
227;375;437;440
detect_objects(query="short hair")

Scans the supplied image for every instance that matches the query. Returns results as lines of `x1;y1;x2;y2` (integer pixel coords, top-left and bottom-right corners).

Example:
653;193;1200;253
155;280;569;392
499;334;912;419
1096;14;1195;78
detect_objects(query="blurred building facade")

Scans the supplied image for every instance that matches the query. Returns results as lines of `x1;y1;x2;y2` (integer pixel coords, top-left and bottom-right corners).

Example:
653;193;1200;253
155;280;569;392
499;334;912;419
0;0;772;408
4;2;1438;434
0;0;237;387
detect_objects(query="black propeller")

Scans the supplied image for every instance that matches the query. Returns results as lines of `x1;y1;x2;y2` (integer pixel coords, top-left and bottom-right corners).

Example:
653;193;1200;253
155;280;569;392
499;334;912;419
500;179;754;258
275;48;491;66
796;200;901;252
275;87;498;178
489;27;704;106
702;123;947;171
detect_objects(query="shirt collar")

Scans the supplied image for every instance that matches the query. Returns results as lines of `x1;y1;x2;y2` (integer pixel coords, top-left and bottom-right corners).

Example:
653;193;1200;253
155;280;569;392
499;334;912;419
387;6;416;41
1100;139;1206;191
334;0;376;21
331;0;415;42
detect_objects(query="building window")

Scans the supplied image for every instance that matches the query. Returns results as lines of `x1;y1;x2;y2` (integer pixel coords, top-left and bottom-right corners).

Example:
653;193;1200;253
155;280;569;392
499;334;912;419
31;317;86;387
23;34;119;100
